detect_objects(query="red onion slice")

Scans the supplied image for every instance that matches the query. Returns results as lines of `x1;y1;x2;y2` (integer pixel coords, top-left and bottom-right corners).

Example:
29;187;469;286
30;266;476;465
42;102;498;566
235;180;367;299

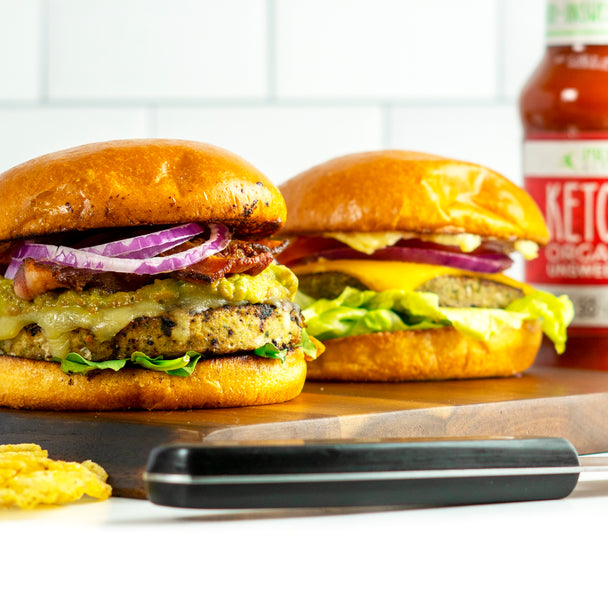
5;224;231;278
82;222;205;259
5;257;22;280
319;246;513;274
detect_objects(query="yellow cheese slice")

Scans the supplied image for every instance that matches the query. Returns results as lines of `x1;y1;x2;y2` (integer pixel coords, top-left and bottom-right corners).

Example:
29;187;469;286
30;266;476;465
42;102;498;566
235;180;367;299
291;259;533;295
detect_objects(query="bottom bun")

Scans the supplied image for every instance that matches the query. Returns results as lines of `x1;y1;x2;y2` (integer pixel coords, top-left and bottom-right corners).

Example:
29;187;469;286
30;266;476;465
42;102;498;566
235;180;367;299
305;321;542;381
0;350;307;411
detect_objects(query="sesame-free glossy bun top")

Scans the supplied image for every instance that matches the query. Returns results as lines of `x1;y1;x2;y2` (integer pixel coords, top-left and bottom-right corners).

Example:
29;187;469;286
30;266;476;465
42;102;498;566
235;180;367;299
0;139;286;241
280;150;550;245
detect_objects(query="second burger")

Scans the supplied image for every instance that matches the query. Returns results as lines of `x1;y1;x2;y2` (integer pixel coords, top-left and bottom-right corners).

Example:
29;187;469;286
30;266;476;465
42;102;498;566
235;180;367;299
278;150;573;381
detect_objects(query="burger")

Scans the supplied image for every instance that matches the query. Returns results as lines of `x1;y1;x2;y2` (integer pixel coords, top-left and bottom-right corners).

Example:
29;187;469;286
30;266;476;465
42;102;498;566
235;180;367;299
278;150;573;381
0;139;320;410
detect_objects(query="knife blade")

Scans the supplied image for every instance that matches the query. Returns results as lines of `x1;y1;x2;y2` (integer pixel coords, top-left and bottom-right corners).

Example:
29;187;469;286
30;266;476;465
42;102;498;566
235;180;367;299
144;436;601;509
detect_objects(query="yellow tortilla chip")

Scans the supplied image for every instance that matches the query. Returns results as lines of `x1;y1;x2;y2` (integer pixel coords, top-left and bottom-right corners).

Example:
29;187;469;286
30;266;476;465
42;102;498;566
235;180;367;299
0;444;112;509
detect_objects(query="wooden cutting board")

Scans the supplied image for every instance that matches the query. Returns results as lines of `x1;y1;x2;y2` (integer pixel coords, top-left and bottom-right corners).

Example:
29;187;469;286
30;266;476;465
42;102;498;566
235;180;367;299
1;366;607;498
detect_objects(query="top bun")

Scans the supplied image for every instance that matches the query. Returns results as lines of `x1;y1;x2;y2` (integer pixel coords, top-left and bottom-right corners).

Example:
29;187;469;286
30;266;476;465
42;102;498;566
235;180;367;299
0;139;285;241
280;150;549;244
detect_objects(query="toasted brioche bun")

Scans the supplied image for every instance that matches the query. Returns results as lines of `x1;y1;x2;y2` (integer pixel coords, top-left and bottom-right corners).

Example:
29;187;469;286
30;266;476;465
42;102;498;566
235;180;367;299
305;321;542;382
279;150;549;382
0;139;307;410
0;349;307;411
280;150;549;244
0;139;285;241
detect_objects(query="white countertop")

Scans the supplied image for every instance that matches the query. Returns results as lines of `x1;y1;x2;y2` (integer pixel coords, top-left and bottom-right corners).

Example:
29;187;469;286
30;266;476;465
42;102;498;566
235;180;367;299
3;466;608;608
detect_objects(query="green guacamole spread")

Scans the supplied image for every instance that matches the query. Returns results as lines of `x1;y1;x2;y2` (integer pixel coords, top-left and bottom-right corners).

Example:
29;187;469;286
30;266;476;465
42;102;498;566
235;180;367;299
0;264;298;316
0;264;299;345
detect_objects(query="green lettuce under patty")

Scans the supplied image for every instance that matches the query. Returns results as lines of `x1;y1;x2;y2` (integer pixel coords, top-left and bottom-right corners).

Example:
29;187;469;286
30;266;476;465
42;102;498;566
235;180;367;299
54;329;317;376
297;287;574;354
254;328;319;362
53;351;204;376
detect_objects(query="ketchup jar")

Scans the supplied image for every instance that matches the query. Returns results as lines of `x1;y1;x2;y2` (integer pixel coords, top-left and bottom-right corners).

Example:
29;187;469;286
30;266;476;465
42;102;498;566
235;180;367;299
520;0;608;370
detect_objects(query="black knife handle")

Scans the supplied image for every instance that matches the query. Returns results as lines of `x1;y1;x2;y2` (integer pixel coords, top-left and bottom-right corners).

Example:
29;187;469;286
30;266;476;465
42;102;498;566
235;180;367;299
144;437;580;509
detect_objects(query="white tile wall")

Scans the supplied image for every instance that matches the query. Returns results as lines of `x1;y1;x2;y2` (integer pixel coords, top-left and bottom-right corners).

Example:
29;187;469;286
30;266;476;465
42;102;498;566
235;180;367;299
276;0;498;100
389;104;522;183
156;105;384;184
503;0;546;99
48;0;268;100
0;1;41;101
0;0;548;194
0;107;150;172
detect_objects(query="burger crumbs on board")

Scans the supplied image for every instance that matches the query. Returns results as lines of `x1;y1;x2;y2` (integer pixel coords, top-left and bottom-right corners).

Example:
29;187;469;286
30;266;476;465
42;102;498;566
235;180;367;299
0;443;111;509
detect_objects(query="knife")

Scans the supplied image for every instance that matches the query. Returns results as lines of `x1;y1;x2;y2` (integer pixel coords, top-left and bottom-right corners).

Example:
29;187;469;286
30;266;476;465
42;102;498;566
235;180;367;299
144;436;607;509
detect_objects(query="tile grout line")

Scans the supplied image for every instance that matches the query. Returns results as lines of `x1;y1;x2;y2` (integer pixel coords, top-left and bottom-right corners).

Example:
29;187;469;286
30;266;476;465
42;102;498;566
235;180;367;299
266;0;278;102
39;0;50;103
0;98;514;111
495;0;507;103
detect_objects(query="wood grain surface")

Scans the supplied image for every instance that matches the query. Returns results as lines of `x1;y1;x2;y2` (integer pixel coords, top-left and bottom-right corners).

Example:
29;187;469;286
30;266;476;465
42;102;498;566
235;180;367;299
1;366;607;498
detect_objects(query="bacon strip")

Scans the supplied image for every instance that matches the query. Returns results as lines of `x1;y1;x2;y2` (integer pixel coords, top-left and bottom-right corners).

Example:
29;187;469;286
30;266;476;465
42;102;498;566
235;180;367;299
13;260;63;301
12;259;152;300
10;239;288;301
175;240;283;283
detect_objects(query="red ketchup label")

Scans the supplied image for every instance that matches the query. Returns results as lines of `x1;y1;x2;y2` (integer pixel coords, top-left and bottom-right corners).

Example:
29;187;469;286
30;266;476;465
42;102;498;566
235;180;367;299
524;136;608;328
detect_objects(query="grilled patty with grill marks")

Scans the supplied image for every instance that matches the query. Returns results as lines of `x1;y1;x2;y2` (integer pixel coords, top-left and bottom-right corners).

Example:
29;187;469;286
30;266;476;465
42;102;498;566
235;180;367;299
0;301;303;362
416;275;523;308
298;271;523;308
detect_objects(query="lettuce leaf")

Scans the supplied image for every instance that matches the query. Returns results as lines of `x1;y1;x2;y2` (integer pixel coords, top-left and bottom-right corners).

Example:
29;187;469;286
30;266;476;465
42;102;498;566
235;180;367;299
54;351;202;376
300;286;574;353
54;353;128;374
506;291;574;354
298;328;322;359
254;329;321;362
130;351;202;376
253;342;287;362
54;329;321;376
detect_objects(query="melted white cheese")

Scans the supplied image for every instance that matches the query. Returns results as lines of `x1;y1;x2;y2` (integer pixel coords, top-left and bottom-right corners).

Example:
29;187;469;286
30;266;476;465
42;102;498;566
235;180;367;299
323;231;539;259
